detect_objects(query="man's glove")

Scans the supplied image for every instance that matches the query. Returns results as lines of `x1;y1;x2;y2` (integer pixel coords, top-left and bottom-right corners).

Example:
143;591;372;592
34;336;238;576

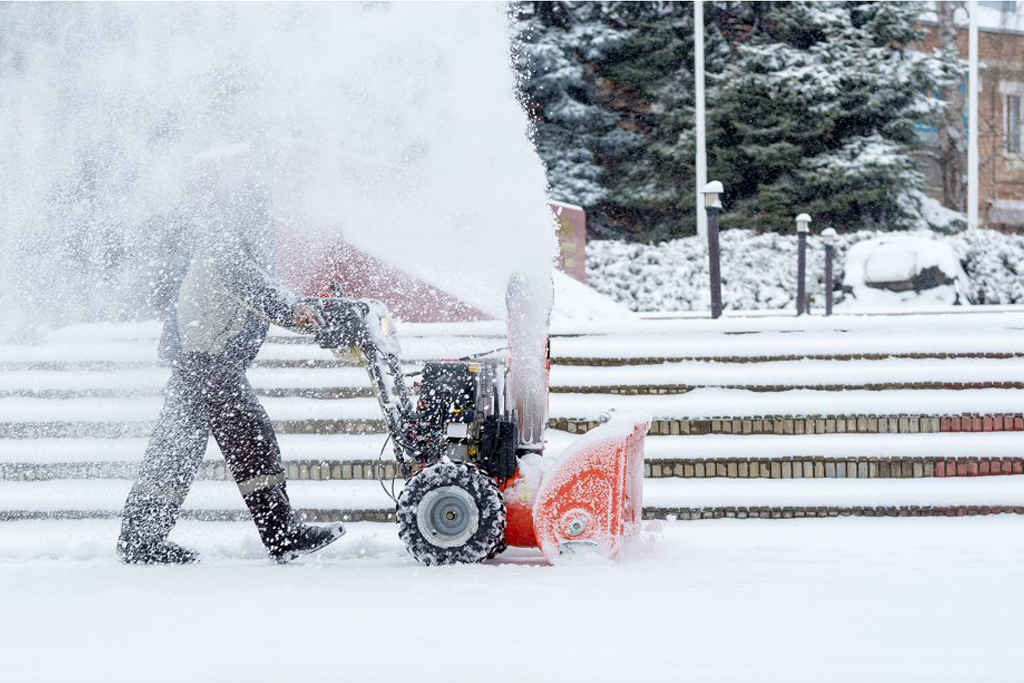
291;302;324;332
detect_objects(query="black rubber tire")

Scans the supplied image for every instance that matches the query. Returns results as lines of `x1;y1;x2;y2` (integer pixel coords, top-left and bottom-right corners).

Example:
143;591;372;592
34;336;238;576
397;460;506;565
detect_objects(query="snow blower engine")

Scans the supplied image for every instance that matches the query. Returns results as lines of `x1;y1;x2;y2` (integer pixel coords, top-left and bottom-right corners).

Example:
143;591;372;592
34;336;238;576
310;284;650;565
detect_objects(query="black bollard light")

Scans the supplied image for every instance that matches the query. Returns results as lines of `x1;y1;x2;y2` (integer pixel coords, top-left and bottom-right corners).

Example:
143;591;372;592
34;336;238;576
795;213;811;316
703;181;724;319
821;227;836;316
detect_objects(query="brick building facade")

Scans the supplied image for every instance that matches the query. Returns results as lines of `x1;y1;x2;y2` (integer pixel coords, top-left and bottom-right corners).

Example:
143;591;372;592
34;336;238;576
919;2;1024;229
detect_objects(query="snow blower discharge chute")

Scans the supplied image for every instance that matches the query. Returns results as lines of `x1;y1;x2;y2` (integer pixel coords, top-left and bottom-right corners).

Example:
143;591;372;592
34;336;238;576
310;283;650;565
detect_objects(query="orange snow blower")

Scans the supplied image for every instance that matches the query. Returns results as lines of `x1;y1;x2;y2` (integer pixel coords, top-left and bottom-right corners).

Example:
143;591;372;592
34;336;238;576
310;281;650;565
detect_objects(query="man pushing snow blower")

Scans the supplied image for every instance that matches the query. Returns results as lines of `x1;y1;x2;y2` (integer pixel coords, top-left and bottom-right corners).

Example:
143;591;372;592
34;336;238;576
117;177;345;565
120;139;650;567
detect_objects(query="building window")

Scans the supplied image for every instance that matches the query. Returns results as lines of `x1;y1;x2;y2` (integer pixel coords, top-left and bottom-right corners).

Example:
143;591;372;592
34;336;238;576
980;1;1017;13
1008;94;1022;153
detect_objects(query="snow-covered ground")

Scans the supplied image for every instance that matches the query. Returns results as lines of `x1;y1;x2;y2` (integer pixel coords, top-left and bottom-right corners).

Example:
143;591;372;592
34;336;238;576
3;314;1023;683
2;517;1022;683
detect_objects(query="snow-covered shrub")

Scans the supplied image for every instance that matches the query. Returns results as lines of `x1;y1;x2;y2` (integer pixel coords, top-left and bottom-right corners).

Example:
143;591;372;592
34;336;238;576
587;229;1024;312
948;230;1024;304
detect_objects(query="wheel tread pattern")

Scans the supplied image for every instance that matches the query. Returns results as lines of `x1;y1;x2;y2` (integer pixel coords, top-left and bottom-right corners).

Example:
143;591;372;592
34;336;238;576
396;460;506;565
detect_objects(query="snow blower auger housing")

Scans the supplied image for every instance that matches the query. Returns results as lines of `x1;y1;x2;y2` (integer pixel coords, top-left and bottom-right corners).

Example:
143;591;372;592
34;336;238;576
311;285;650;565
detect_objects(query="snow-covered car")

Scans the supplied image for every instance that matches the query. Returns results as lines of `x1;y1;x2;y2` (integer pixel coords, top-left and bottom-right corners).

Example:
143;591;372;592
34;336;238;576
841;235;973;308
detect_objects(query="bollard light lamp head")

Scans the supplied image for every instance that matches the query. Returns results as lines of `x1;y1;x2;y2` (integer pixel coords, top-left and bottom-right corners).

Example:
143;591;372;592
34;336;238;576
795;213;811;233
821;227;837;246
702;180;724;209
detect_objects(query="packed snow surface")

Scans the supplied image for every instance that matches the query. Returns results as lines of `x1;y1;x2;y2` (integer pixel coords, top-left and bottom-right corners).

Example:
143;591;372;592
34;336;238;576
1;518;1022;682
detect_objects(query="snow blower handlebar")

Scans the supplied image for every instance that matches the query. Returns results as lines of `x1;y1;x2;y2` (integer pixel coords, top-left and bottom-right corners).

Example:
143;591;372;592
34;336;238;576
308;287;519;483
309;291;417;470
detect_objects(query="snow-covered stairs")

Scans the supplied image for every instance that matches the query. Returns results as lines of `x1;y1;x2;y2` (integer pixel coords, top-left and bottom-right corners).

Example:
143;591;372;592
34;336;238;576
2;310;1024;522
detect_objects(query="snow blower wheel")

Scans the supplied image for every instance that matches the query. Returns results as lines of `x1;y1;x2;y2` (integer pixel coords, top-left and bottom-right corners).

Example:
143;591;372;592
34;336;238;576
397;460;506;565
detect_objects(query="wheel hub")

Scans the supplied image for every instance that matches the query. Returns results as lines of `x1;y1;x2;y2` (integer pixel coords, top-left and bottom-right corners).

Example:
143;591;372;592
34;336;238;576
416;485;480;548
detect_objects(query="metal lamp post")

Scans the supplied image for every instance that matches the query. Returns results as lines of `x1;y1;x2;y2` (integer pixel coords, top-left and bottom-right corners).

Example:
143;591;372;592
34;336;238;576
794;213;811;316
821;227;836;316
703;181;724;319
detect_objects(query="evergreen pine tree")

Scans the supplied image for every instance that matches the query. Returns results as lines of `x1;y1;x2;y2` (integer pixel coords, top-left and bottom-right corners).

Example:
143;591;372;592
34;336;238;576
513;1;960;240
598;2;699;239
512;2;636;209
708;1;960;232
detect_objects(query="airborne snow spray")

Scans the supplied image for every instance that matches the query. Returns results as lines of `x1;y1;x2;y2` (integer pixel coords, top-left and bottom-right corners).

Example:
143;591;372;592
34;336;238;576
0;2;556;338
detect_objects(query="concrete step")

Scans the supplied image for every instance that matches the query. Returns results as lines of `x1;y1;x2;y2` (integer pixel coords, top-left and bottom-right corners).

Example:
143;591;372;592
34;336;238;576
551;351;1024;366
551;357;1024;392
3;381;1023;399
9;317;1024;368
3;412;1024;439
0;479;395;513
549;324;1024;363
556;413;1024;436
0;336;505;370
643;455;1024;479
0;420;388;439
5;388;1024;424
0;386;377;400
5;431;1022;472
644;505;1024;520
0;459;403;482
5;351;1023;372
3;430;1022;461
2;477;1022;523
4;454;1021;482
550;381;1024;394
0;509;398;522
6;505;1022;522
642;476;1024;510
0;433;402;464
10;356;1024;398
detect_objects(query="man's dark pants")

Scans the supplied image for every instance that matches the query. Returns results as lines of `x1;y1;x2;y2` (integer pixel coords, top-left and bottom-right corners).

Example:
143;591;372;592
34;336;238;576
120;353;294;551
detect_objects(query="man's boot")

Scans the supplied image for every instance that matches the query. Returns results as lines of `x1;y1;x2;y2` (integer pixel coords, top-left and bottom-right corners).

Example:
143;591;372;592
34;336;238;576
117;538;199;565
118;494;199;564
242;479;345;563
